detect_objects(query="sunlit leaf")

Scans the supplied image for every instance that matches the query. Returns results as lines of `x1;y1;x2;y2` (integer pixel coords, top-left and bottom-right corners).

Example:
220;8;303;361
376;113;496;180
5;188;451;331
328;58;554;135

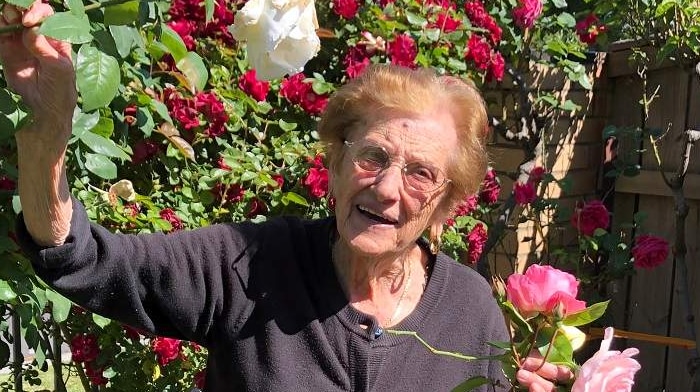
104;0;139;25
160;24;187;62
176;52;209;93
562;301;609;326
0;281;16;301
76;46;121;112
80;131;130;160
39;12;92;44
46;289;72;323
451;377;491;392
85;153;117;179
5;0;34;8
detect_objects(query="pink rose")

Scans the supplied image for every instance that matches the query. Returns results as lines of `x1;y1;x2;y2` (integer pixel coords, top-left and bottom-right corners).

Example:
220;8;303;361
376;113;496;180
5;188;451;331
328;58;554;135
465;34;491;71
506;264;586;318
572;327;641;392
512;0;543;29
570;200;609;236
632;234;669;269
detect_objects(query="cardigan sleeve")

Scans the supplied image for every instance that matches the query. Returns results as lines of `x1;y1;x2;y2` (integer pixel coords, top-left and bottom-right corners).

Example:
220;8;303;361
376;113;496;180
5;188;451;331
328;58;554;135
16;197;261;346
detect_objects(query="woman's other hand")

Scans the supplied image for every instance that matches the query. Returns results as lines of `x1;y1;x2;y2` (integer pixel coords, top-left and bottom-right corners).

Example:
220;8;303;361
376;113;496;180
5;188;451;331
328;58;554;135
0;0;76;143
517;351;575;392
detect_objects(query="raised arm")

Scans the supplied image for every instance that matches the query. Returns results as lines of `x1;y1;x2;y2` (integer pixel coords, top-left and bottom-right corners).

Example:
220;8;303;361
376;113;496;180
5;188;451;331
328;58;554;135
0;1;76;246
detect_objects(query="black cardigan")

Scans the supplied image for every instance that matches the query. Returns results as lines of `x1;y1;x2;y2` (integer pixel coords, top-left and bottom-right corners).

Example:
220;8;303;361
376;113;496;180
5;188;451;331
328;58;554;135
17;198;508;391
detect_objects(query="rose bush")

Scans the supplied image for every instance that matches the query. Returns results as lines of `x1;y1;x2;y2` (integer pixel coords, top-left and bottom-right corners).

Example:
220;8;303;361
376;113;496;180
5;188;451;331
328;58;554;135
0;0;676;390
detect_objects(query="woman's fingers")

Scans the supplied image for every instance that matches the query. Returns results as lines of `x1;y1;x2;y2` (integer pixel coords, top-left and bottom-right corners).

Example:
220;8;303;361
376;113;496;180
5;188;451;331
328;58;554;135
22;1;52;27
517;369;555;392
520;354;575;381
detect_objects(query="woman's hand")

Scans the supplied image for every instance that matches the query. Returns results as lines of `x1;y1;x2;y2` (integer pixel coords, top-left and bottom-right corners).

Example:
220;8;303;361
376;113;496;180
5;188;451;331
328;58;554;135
0;0;76;142
517;351;575;392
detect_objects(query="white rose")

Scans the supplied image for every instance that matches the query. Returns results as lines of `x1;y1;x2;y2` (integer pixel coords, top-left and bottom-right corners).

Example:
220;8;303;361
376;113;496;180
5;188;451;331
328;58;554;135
229;0;321;80
109;179;136;202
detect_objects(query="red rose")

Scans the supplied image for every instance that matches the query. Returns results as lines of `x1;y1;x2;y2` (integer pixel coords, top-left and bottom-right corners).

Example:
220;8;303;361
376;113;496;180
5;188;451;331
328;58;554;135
432;11;462;33
487;51;505;82
280;74;329;116
570;200;610;236
0;175;16;191
195;91;229;138
466;222;488;264
387;33;417;68
303;155;329;198
333;0;359;19
454;194;478;217
272;174;285;189
513;181;536;205
343;46;371;79
152;337;182;366
512;0;543;29
465;0;501;44
84;362;108;386
239;69;270;102
159;208;184;231
195;369;207;389
528;166;546;184
465;34;491;71
212;183;245;205
132;139;162;164
632;235;669;269
576;13;607;45
479;169;500;204
216;156;232;171
70;334;100;363
168;20;196;50
246;197;268;218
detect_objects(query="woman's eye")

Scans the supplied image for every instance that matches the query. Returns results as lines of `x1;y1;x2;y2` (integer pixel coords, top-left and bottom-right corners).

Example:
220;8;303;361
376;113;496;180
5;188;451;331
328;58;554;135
409;166;435;181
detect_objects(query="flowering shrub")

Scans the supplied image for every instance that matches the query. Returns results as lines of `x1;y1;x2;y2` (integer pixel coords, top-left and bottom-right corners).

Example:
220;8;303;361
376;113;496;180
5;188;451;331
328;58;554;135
0;0;679;390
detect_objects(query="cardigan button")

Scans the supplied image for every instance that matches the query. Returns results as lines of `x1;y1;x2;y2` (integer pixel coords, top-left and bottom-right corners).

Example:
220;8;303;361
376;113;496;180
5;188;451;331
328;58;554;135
373;327;383;338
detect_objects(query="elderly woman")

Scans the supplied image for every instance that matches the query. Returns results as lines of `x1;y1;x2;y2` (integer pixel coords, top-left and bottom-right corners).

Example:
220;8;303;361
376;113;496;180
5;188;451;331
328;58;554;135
1;2;571;391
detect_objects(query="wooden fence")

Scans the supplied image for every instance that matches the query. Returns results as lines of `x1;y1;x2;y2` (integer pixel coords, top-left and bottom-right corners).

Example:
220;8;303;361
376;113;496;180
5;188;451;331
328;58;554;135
605;44;700;391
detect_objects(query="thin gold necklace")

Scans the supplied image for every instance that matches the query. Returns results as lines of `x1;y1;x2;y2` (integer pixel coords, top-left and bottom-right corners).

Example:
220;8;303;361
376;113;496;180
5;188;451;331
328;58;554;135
386;261;412;327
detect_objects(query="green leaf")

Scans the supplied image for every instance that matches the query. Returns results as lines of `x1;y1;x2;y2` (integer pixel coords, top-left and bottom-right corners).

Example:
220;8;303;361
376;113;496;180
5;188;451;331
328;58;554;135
447;57;467;71
0;89;18;114
405;11;427;27
176;52;209;93
72;109;100;138
204;0;215;23
84;153;117;179
556;13;576;27
38;12;92;44
92;313;112;328
0;281;17;301
104;0;140;25
160;24;187;62
500;300;534;335
537;331;575;366
46;289;72;323
282;191;309;207
92;116;115;138
80;131;130;160
451;376;491;392
5;0;34;8
151;99;174;124
562;300;610;326
0;341;9;368
551;0;568;7
278;119;297;131
65;0;85;16
76;46;121;112
110;25;139;58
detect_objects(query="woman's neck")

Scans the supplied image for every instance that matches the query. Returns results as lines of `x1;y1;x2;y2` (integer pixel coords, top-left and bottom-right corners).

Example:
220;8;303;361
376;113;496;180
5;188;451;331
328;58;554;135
332;240;429;327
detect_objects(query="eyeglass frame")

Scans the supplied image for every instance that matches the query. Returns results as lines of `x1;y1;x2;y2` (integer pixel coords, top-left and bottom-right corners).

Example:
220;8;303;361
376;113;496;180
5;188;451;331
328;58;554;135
342;140;452;193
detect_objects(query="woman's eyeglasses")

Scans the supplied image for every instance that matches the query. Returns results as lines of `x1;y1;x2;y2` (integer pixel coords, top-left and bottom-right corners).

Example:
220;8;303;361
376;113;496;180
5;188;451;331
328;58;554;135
343;140;450;193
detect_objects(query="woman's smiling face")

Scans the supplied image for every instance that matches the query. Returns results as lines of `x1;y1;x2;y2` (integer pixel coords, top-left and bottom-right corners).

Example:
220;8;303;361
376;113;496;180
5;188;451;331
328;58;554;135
331;108;458;258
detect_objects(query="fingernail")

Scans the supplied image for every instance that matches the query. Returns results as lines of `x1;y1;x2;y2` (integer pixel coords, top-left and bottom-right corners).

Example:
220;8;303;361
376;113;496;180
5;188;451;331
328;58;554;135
516;370;530;384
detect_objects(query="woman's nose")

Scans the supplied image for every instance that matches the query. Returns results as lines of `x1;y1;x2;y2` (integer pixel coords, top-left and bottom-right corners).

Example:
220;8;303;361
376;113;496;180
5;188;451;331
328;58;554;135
372;165;403;202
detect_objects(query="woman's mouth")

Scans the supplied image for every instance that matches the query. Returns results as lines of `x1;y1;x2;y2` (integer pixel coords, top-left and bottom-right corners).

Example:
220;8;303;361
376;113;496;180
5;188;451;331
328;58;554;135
356;205;398;225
